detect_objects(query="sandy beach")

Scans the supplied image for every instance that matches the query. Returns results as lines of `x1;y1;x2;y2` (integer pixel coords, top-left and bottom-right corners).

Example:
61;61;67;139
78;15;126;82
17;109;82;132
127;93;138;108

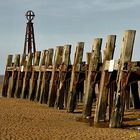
0;97;139;140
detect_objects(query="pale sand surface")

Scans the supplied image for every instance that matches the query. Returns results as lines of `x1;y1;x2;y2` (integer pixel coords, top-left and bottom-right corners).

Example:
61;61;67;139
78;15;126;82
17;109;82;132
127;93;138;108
0;97;140;140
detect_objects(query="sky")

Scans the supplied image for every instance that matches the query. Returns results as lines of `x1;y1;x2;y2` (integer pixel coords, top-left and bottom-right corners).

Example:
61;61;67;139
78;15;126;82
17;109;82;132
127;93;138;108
0;0;140;74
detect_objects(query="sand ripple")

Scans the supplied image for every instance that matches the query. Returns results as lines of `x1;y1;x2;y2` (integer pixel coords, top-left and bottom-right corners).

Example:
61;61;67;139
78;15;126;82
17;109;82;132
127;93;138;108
0;98;139;140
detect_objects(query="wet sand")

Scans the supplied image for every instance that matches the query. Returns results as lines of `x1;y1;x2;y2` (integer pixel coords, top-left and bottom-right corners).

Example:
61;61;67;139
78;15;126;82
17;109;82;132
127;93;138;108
0;97;140;140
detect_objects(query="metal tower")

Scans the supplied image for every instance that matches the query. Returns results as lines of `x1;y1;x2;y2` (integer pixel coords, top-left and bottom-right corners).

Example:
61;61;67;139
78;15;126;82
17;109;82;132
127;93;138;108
23;10;36;54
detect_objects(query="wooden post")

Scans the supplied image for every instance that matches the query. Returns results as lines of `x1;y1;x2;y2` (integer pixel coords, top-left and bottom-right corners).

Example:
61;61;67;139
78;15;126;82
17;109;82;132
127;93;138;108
21;53;33;99
2;55;13;97
86;53;91;65
29;51;41;101
125;86;130;110
63;65;72;108
109;30;136;128
82;38;102;118
55;44;71;109
67;42;84;112
94;35;116;123
131;82;140;109
35;50;47;101
108;77;116;120
7;54;20;97
14;54;26;98
39;49;54;103
48;46;63;107
83;53;91;102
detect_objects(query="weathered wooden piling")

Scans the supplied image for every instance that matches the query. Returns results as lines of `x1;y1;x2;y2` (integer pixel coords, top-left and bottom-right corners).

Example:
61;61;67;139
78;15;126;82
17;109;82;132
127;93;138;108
14;54;26;98
83;53;92;99
126;62;140;109
38;49;54;104
131;82;140;109
82;38;102;118
48;46;63;107
109;30;136;128
21;53;33;99
2;28;139;130
83;53;90;94
94;35;116;123
7;54;20;97
86;52;92;65
55;44;71;109
67;42;84;112
107;71;117;120
2;55;13;97
76;62;86;102
29;51;41;101
125;86;130;110
63;66;72;108
35;50;47;101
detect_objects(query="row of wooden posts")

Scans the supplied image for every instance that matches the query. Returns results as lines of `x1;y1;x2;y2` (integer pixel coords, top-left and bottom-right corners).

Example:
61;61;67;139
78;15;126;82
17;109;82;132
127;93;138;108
2;30;140;128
